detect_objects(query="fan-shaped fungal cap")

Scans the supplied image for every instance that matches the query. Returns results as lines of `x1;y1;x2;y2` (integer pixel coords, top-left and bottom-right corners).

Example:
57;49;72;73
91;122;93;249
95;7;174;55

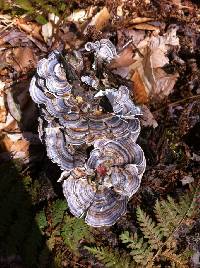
36;50;72;96
85;39;117;62
62;170;128;227
29;39;146;227
109;164;141;197
87;135;145;175
29;76;48;105
45;121;86;170
63;170;96;217
104;86;141;117
85;188;128;227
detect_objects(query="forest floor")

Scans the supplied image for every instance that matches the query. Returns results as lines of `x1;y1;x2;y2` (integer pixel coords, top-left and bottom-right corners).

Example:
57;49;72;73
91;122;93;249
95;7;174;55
0;1;200;267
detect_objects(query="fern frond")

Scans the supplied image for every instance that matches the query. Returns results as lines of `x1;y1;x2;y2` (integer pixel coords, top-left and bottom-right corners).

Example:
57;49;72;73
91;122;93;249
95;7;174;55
161;249;188;268
120;183;199;267
35;209;48;231
51;199;67;227
181;183;200;218
84;246;132;268
136;207;164;249
61;216;94;253
155;183;200;237
154;199;171;237
120;231;154;266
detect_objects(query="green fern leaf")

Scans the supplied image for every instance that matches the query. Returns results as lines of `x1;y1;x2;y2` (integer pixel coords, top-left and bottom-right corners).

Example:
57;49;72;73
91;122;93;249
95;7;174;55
120;231;154;266
35;209;48;231
84;246;132;268
155;182;200;237
51;199;67;227
61;216;93;253
161;249;189;268
154;199;171;237
136;207;163;249
183;183;200;218
121;183;199;267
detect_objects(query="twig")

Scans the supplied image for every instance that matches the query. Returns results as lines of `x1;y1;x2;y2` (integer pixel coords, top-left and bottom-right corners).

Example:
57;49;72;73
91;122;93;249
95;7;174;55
50;8;70;50
153;95;200;114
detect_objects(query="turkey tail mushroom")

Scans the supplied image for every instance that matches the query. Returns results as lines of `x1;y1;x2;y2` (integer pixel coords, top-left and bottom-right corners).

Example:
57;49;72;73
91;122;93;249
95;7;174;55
29;39;146;227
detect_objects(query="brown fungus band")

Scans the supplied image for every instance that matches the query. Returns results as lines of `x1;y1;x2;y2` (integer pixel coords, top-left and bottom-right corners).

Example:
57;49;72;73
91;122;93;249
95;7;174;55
29;39;146;227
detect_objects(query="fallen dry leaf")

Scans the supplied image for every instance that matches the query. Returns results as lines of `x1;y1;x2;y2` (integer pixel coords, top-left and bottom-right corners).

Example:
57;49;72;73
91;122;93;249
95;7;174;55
150;48;169;68
117;29;145;50
12;47;37;72
42;13;60;43
85;7;110;32
140;105;158;128
48;13;59;24
67;6;96;23
130;17;154;24
110;47;135;69
15;19;43;42
149;27;179;53
0;80;6;123
0;81;19;132
114;26;180;101
0;30;28;46
6;90;21;122
42;22;53;43
131;70;149;104
132;23;159;31
0;112;19;132
117;5;124;17
0;28;47;52
152;68;179;98
0;133;29;160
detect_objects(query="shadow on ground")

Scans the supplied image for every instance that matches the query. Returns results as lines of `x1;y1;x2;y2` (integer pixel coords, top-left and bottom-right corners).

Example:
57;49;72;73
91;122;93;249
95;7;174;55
0;80;58;268
0;160;56;268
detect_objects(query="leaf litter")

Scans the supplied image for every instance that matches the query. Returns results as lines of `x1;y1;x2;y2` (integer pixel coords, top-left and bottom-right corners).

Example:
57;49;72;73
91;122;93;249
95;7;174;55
0;0;199;267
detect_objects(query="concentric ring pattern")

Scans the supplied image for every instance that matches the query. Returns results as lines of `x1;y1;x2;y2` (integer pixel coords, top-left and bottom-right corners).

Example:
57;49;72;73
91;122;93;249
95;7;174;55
29;39;146;227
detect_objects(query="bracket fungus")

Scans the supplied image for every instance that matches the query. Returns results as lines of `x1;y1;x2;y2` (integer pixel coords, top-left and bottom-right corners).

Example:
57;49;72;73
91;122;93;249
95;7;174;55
29;39;146;227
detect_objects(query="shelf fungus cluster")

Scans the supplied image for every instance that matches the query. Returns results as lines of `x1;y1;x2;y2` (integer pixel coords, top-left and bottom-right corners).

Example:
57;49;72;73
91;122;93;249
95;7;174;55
29;39;146;227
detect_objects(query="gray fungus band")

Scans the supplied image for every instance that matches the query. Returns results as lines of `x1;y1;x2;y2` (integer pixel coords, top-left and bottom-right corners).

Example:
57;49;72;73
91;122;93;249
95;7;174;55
29;39;146;227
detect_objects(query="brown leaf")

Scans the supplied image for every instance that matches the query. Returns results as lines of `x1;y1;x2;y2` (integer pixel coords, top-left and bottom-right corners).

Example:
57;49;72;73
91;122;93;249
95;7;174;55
140;105;158;128
0;106;7;123
67;6;96;23
131;23;159;31
110;47;135;69
0;113;19;132
0;30;29;46
41;22;53;43
131;70;149;104
152;68;179;98
86;7;110;32
121;26;180;101
0;81;6;123
0;133;29;159
12;47;37;72
150;48;169;68
130;17;154;24
15;19;43;42
117;29;145;49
